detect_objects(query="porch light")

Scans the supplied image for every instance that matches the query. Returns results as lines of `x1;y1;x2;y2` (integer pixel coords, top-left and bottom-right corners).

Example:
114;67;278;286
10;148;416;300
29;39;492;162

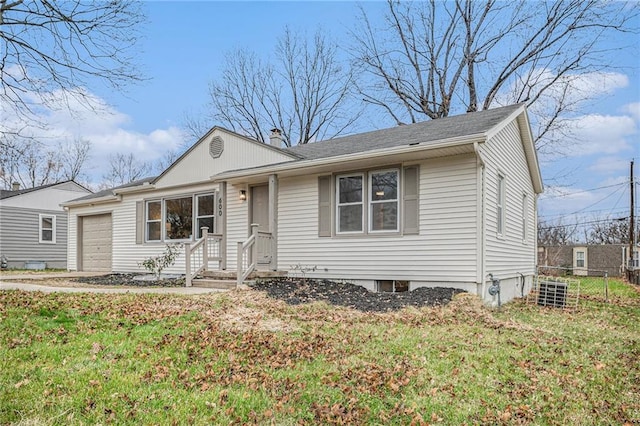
239;190;247;201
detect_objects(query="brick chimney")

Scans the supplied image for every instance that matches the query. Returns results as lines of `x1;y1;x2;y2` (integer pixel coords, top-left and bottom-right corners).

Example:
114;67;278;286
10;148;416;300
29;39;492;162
11;182;20;191
269;128;283;148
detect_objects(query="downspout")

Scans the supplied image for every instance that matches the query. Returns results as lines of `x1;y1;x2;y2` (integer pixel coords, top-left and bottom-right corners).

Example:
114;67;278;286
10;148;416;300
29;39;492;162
474;141;487;299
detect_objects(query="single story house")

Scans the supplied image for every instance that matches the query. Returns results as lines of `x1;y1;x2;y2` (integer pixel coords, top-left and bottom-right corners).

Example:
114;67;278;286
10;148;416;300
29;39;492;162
538;244;638;277
63;103;543;303
0;180;92;269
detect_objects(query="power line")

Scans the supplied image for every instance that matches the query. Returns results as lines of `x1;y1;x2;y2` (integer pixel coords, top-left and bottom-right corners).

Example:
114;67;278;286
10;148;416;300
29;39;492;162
541;181;627;199
539;216;629;231
539;208;629;220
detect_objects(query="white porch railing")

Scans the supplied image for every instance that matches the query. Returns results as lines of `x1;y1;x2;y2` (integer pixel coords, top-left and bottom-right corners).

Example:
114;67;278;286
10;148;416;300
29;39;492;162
237;224;273;286
184;227;224;287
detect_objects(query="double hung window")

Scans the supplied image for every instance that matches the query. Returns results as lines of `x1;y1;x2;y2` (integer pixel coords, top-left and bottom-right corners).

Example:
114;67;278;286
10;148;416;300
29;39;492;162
369;170;399;232
196;194;215;238
39;214;56;243
337;174;364;233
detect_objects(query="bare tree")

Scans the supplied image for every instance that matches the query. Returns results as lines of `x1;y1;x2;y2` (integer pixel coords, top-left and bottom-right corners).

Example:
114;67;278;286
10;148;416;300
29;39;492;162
538;217;579;246
0;0;145;136
59;138;91;181
204;27;359;146
587;218;637;245
0;135;91;188
102;153;153;188
352;0;638;155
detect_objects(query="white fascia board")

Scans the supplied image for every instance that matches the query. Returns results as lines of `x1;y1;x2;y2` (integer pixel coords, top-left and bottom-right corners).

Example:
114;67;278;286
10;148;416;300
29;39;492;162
211;133;486;182
62;194;121;207
484;105;543;194
113;182;156;195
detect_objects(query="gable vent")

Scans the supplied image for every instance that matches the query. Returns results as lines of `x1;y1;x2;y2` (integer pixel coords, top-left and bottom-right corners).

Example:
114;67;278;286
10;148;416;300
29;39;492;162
209;136;224;158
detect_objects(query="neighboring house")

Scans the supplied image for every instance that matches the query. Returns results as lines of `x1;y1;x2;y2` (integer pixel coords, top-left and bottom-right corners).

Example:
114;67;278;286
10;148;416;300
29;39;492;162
0;181;92;269
63;103;543;303
538;244;637;277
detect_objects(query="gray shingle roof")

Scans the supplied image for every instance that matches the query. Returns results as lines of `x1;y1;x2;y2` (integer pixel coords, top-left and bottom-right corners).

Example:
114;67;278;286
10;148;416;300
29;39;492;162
0;180;89;200
67;176;156;203
285;103;523;160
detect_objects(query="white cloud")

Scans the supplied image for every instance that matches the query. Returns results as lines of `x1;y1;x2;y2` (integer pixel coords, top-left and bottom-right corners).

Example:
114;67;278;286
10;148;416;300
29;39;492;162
1;84;187;186
496;69;629;111
622;102;640;122
561;114;636;156
588;156;630;174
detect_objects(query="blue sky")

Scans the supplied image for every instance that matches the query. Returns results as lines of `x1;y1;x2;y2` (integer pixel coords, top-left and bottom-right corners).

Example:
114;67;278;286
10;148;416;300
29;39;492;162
13;1;640;235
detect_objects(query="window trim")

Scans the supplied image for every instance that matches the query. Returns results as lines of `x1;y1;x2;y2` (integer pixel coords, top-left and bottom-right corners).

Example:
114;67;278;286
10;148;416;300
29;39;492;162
195;193;216;238
522;192;528;243
336;173;365;235
497;173;505;236
145;200;162;242
38;214;56;244
368;168;400;233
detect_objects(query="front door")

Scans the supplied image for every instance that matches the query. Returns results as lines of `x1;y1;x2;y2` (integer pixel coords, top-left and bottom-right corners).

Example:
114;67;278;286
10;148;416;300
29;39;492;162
250;185;271;268
250;185;269;231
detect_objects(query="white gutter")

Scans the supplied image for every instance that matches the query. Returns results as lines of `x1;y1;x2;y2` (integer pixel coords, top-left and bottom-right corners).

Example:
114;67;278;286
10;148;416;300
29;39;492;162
474;141;488;299
212;133;486;181
62;194;121;207
113;182;156;195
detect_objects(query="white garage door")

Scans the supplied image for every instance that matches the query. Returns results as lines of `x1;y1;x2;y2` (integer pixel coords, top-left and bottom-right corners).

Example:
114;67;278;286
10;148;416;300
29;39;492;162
81;214;112;272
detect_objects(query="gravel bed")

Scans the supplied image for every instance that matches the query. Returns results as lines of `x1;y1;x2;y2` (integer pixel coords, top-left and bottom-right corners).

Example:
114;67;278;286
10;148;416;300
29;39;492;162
250;278;466;312
73;273;185;287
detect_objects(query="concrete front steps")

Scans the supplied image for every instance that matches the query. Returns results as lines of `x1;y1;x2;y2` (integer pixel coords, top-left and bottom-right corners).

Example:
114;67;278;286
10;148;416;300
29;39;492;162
191;270;287;290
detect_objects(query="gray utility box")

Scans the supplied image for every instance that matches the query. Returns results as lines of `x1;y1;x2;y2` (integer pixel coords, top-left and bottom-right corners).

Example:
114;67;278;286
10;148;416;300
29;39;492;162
537;280;568;308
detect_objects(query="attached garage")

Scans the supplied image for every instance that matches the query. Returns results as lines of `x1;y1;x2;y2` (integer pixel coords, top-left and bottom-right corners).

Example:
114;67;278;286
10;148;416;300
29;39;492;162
79;213;112;272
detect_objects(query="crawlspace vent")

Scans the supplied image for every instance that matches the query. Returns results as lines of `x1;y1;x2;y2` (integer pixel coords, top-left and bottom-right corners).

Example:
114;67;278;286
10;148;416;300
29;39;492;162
209;136;224;159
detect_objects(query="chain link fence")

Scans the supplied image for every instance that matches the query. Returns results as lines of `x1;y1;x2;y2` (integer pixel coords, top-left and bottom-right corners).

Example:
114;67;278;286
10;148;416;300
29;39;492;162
532;266;613;307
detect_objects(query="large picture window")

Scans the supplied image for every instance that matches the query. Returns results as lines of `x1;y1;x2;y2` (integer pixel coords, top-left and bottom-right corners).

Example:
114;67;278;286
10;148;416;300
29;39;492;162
337;174;364;233
39;214;56;243
165;197;193;240
145;192;214;242
369;170;398;232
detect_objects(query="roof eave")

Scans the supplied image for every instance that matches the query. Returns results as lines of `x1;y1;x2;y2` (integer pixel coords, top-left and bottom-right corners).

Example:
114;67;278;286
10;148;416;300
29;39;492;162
62;194;121;208
113;182;156;195
211;133;486;182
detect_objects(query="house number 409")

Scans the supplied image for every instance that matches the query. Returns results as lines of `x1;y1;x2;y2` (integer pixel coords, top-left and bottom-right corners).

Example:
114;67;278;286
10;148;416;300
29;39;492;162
217;198;223;216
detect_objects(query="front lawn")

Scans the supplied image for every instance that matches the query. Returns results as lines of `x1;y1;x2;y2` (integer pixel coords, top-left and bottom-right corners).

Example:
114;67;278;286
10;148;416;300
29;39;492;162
1;279;638;424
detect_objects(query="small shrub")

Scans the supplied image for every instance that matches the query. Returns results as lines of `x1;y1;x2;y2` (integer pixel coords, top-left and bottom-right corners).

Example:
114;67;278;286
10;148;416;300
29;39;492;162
139;244;182;279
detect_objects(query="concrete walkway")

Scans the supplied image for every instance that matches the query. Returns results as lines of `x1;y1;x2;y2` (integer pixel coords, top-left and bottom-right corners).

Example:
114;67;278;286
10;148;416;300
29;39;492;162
0;271;226;294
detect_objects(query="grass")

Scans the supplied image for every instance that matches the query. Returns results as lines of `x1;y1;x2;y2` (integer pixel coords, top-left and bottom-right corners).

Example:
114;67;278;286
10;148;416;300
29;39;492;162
1;279;639;425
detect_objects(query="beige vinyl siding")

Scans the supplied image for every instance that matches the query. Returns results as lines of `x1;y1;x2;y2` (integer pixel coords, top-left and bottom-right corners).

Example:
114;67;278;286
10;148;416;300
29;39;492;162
277;155;478;283
155;130;295;189
224;182;250;270
68;182;221;273
481;120;536;278
0;207;68;268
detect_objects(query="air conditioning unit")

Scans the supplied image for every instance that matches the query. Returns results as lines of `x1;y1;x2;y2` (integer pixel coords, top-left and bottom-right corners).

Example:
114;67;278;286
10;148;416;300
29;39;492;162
537;280;568;308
